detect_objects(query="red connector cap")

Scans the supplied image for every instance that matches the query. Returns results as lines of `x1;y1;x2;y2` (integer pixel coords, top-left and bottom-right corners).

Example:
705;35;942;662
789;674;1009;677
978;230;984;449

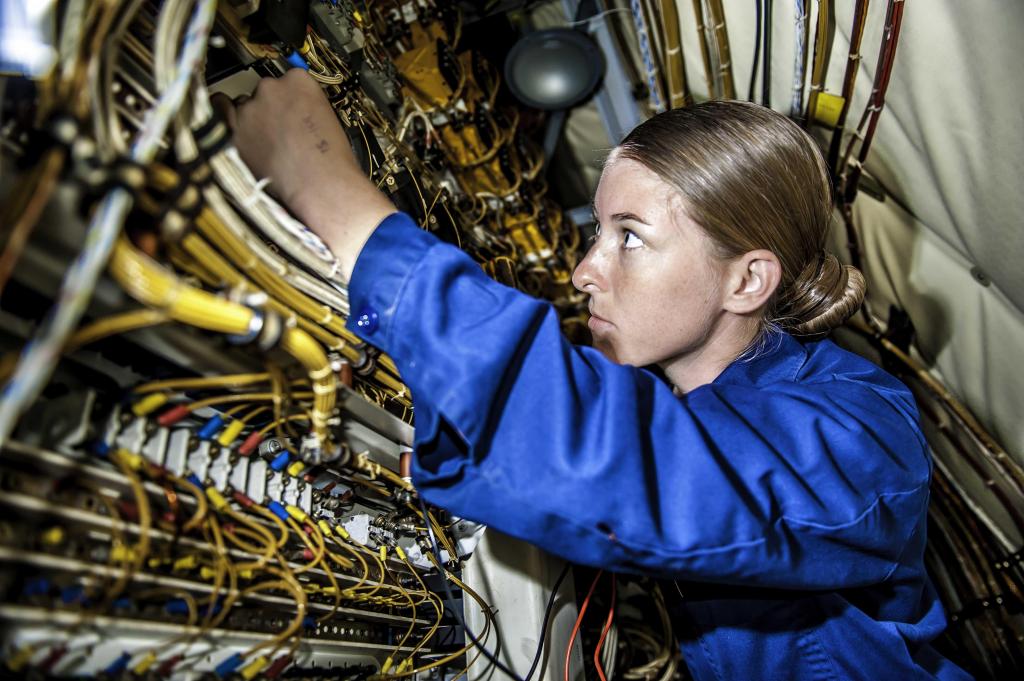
232;490;255;508
157;404;192;427
238;431;263;456
156;654;183;677
266;654;293;679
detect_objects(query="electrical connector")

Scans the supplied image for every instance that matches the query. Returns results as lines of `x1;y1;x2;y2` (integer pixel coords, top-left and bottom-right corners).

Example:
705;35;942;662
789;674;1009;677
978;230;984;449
7;644;35;672
232;490;255;508
265;654;293;679
240;655;269;680
269;450;290;471
157;404;192;427
214;652;244;678
23;577;50;597
38;645;67;673
60;585;87;605
132;392;169;416
104;651;131;676
205;486;229;511
267;500;290;522
40;526;65;546
132;651;157;675
197;414;225;440
156;654;183;676
217;419;246;446
238;431;263;456
285;504;309;523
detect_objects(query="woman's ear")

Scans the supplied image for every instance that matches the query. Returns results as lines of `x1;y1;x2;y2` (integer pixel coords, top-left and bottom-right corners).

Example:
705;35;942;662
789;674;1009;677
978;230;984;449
722;249;781;315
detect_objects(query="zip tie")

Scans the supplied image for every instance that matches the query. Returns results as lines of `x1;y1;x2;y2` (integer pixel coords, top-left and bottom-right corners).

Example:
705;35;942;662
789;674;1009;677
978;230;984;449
240;177;272;210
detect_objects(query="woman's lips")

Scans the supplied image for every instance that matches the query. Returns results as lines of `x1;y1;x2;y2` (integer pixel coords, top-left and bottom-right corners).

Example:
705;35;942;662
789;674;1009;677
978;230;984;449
587;312;614;334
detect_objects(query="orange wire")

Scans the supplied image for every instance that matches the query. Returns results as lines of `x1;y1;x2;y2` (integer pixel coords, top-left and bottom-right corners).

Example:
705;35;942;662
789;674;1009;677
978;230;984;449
593;575;616;681
563;569;603;681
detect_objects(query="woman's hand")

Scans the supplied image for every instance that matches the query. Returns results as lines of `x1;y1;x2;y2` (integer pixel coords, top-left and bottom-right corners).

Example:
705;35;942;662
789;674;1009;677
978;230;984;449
212;69;394;280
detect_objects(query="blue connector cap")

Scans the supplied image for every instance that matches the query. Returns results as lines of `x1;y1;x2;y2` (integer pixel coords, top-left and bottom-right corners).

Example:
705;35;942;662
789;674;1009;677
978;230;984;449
186;473;203;488
165;598;190;615
198;414;225;440
286;51;309;70
269;450;291;472
61;585;87;605
267;500;290;522
92;440;110;457
215;652;244;678
112;597;132;611
105;651;131;675
303;615;316;630
23;577;50;597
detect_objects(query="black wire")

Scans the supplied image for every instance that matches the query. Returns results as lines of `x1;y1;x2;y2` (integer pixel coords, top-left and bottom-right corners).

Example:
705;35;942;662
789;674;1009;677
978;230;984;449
762;0;773;106
419;496;525;681
748;0;762;102
523;562;572;681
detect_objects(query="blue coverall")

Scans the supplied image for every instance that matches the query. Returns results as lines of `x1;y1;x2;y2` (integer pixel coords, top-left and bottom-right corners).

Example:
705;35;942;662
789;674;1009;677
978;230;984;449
345;213;973;681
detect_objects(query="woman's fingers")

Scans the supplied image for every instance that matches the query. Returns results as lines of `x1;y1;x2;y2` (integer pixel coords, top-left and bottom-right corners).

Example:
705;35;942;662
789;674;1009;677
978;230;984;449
209;92;237;130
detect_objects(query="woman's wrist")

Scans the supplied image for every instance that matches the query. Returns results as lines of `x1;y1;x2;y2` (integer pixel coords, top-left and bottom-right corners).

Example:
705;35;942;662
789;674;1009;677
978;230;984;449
294;173;395;281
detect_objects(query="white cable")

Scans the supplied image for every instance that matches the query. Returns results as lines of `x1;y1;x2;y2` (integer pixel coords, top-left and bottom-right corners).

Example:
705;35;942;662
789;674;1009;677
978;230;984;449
0;0;218;448
629;0;666;112
791;1;808;118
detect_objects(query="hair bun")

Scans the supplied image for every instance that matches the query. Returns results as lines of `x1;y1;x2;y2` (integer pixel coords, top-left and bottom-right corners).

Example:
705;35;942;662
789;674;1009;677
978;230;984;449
779;254;866;336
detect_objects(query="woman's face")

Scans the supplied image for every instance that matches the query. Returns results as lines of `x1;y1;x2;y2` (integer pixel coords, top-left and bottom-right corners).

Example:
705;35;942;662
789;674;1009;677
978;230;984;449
572;154;730;368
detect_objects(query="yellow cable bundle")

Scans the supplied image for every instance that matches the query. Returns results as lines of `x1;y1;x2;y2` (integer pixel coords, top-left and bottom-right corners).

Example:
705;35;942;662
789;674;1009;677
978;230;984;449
108;237;337;451
110;236;252;334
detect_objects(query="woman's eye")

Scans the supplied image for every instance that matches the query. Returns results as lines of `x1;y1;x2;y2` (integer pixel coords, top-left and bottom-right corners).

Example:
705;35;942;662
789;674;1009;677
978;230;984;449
623;230;644;249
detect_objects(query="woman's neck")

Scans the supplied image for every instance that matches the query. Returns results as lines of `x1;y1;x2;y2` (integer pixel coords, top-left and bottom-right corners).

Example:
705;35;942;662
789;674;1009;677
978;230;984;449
662;314;759;394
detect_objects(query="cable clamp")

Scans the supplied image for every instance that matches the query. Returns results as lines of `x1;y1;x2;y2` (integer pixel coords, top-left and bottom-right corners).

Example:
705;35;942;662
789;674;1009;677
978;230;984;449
226;305;284;351
192;114;232;159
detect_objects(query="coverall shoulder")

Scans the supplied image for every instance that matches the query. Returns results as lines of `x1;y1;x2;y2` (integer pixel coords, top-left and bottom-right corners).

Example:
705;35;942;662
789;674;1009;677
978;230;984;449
345;212;973;681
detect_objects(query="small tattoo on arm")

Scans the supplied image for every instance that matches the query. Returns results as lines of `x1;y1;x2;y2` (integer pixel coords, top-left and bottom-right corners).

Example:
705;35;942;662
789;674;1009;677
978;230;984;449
316;139;329;154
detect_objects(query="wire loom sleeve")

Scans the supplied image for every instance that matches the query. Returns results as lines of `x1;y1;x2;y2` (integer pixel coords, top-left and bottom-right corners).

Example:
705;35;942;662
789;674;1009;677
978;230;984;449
346;212;932;590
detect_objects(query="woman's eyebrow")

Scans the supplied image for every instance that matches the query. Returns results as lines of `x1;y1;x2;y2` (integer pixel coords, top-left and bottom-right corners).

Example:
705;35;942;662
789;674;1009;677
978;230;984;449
611;211;650;225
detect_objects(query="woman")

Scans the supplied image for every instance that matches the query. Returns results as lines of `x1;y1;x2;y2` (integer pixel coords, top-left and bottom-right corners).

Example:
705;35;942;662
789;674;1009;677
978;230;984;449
221;70;971;680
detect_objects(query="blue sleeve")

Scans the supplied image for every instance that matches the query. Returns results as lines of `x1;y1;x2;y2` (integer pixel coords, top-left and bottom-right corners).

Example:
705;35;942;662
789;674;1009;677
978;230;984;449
346;213;932;590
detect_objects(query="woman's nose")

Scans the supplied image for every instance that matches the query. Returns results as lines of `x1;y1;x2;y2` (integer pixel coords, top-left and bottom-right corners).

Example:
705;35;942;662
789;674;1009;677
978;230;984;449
572;242;605;293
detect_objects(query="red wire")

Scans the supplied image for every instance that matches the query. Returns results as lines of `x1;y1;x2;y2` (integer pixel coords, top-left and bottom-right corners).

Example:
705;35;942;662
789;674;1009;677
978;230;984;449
564;569;603;681
593;575;617;681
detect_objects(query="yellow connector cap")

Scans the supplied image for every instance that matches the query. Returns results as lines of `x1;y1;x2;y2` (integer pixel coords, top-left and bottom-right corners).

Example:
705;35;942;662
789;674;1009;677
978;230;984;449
286;460;306;477
173;555;199;571
395;545;407;561
111;544;136;563
285;505;309;523
240;656;269;680
317;519;333;537
41;526;65;546
8;645;35;672
133;651;157;675
132;392;169;417
217;419;246;446
379;545;387;561
113;449;145;471
205;487;229;511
